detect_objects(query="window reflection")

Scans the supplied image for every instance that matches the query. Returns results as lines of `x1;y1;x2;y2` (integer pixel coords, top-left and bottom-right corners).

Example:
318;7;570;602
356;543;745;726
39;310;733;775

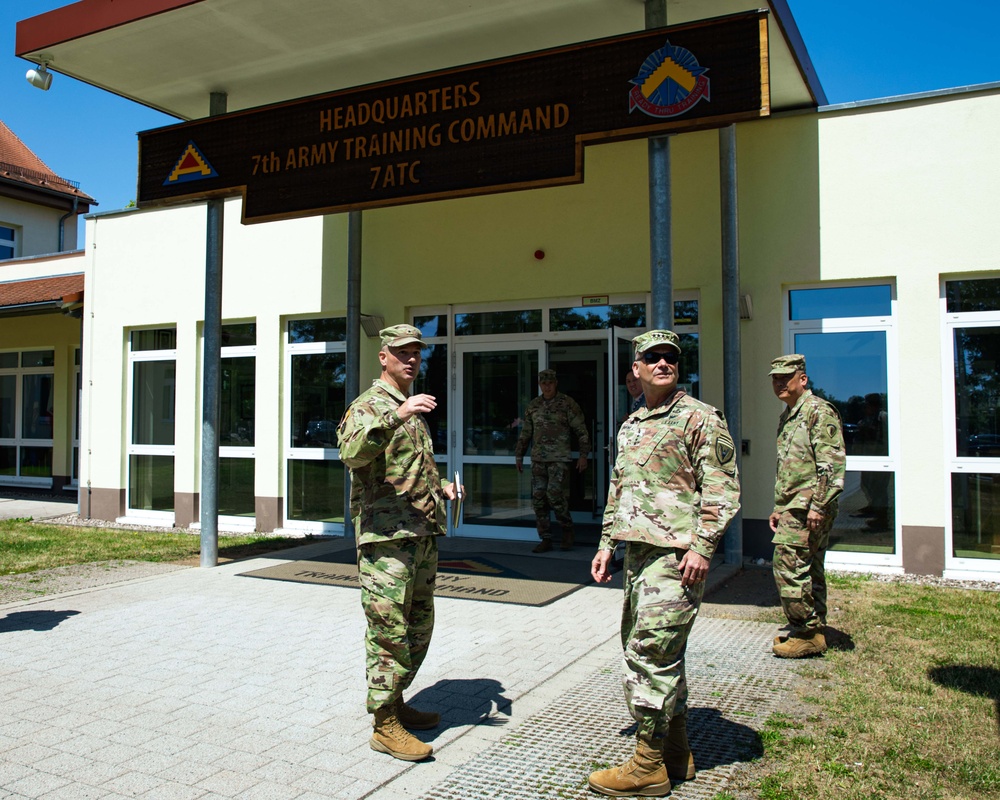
463;350;537;456
414;315;448;338
549;303;646;332
947;278;1000;314
287;459;345;522
291;353;345;448
829;471;895;553
793;331;888;458
462;463;535;527
953;327;1000;457
790;285;891;321
414;344;448;454
455;310;542;335
952;473;1000;559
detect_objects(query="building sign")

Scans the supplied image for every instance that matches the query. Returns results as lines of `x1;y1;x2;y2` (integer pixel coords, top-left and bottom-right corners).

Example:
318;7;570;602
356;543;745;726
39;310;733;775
138;10;769;223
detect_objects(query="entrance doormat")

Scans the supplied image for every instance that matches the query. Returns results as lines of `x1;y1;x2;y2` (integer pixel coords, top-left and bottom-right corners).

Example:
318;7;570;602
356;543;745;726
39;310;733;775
238;548;598;607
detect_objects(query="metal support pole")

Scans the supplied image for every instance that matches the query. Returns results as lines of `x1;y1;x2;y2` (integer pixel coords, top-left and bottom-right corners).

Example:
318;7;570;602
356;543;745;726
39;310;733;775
343;210;363;540
645;0;672;329
720;124;743;566
200;91;227;568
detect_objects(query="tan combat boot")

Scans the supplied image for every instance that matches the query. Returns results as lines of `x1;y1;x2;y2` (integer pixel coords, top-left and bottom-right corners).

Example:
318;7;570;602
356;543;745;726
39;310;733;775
588;736;671;797
663;714;696;782
370;705;433;761
772;630;827;658
396;697;440;730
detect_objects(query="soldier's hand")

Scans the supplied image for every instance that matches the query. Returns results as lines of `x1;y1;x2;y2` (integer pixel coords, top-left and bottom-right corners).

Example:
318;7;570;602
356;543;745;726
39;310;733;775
591;549;614;583
398;393;437;420
515;457;523;474
576;455;588;473
768;512;781;532
679;550;710;587
443;482;464;501
807;508;825;531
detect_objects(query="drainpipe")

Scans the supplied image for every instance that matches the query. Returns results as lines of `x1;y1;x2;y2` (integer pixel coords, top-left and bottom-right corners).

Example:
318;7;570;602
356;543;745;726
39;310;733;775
57;196;79;252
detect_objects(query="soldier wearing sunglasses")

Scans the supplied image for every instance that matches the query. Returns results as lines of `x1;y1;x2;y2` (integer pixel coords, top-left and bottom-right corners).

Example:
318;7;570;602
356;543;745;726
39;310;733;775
588;329;741;798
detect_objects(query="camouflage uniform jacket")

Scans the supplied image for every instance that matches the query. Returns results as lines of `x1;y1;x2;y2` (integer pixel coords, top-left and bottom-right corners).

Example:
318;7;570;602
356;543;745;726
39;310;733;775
514;392;591;462
772;390;846;515
338;379;449;547
598;389;741;559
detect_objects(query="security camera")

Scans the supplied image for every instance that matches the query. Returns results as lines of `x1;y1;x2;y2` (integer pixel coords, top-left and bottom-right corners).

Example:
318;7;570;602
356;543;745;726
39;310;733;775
26;64;52;91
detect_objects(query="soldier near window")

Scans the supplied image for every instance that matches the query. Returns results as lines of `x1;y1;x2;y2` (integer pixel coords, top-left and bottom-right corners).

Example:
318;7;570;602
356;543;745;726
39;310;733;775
338;324;462;761
768;354;846;659
514;368;591;552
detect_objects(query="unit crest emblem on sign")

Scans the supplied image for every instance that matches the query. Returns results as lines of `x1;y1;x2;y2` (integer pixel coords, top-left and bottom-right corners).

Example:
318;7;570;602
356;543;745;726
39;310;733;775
163;140;218;185
628;40;710;118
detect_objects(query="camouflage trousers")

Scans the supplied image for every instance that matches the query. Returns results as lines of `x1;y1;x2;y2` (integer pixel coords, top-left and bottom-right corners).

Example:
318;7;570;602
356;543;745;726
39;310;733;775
620;543;704;738
772;506;834;633
357;536;438;713
530;460;573;538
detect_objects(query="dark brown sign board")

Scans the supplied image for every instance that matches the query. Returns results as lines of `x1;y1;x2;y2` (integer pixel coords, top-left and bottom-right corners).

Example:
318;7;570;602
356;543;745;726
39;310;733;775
137;10;769;223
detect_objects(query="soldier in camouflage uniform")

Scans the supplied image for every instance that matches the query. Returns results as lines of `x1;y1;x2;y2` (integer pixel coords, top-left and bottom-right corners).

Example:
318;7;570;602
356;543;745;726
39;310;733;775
588;330;741;798
514;369;591;553
338;324;461;762
768;354;846;659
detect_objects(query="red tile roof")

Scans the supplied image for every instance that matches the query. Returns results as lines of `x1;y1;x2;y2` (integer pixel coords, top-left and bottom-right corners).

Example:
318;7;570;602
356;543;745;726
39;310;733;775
0;274;85;309
0;120;95;203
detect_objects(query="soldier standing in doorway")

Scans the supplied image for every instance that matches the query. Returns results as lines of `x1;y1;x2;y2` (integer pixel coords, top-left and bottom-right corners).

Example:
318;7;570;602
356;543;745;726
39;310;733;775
515;368;591;552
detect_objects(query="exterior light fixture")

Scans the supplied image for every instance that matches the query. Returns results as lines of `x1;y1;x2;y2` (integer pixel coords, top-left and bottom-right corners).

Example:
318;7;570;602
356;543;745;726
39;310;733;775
26;62;52;91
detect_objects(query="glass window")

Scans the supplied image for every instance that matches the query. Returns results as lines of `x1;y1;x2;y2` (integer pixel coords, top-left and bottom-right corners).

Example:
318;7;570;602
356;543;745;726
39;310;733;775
221;323;257;347
951;473;1000;560
414;344;448;455
0;446;14;476
19;446;52;479
462;463;534;527
790;285;892;320
131;329;177;351
455;309;542;336
414;315;448;338
21;374;54;439
219;458;255;517
0;225;16;260
129;454;174;512
674;299;699;326
22;350;54;368
0;352;17;369
463;349;537;457
953;327;1000;457
829;471;895;553
291;353;346;448
947;278;1000;314
287;460;345;523
793;331;889;458
549;303;646;332
288;318;347;344
132;361;176;446
0;375;14;438
678;333;700;399
220;356;255;446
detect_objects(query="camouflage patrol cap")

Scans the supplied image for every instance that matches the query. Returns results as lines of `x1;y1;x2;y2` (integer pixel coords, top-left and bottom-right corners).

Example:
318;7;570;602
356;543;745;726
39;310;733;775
768;354;806;375
379;324;423;348
632;329;681;357
538;368;557;382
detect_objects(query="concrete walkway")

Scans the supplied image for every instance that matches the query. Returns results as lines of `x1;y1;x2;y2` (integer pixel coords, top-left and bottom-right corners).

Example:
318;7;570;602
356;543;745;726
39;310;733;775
1;527;798;799
0;493;77;522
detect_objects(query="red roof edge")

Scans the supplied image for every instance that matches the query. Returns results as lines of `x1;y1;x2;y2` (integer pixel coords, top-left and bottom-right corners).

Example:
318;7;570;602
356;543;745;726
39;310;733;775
16;0;206;57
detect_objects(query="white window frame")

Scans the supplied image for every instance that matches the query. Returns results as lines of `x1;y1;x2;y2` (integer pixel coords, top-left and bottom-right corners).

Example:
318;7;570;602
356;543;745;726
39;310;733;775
283;317;347;534
0;348;55;487
941;274;1000;579
216;328;257;532
784;280;901;572
125;329;177;523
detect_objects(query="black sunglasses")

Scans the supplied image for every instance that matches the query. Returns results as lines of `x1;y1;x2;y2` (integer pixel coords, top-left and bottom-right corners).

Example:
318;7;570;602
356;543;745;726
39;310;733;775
640;350;679;365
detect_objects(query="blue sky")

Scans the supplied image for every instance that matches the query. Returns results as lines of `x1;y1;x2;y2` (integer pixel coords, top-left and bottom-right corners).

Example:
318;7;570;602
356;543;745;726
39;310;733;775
2;1;998;214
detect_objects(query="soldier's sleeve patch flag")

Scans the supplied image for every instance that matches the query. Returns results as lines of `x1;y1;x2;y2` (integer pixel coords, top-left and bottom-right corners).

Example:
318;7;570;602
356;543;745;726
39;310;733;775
163;141;218;185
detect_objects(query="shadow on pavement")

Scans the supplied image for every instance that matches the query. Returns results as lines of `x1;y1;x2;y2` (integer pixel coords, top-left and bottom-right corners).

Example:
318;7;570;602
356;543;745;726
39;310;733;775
0;609;80;633
411;677;513;734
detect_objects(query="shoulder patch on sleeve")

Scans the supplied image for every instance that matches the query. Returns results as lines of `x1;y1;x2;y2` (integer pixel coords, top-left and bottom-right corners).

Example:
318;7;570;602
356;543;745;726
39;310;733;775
713;430;737;473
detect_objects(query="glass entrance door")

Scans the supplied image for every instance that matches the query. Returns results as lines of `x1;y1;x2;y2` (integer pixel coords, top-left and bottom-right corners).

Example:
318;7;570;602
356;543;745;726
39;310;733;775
455;343;542;540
